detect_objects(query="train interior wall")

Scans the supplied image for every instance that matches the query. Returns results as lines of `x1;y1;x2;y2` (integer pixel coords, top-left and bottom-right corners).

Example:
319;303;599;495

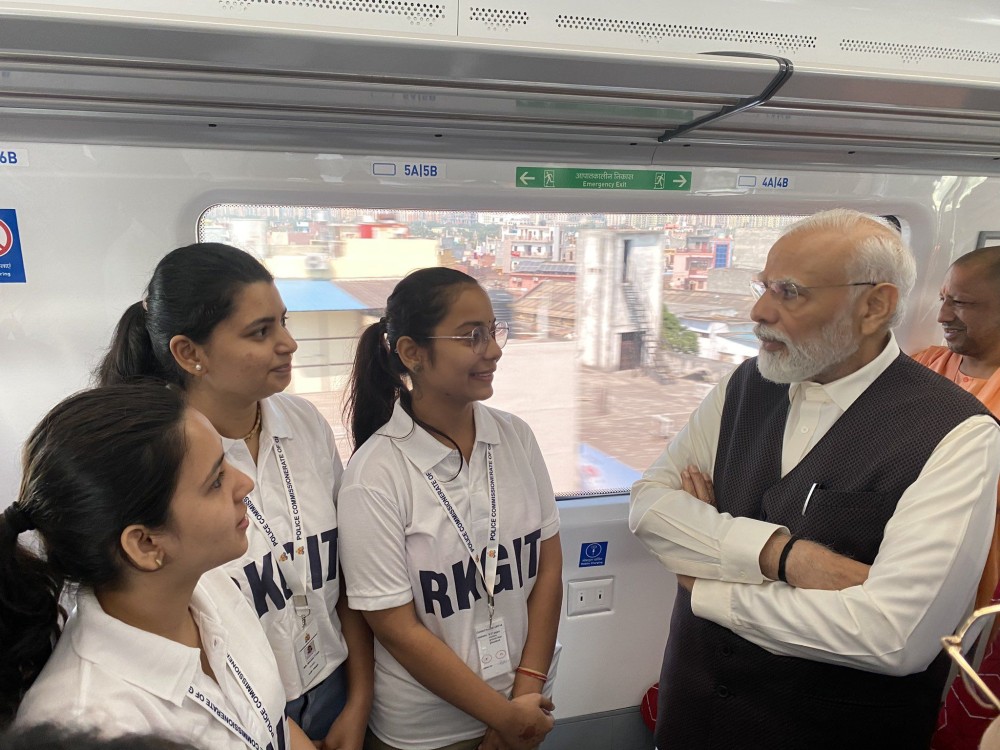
3;143;1000;747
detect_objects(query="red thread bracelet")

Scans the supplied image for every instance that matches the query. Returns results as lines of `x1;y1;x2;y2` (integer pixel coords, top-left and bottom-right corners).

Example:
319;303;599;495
516;666;547;682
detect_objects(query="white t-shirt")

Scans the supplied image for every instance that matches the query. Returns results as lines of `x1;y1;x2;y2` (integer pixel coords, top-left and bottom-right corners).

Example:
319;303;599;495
222;393;348;701
339;400;561;750
16;568;291;750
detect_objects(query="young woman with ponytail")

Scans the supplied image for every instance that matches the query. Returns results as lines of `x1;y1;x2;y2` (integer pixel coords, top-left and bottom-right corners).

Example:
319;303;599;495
339;268;563;750
0;383;312;749
96;244;371;750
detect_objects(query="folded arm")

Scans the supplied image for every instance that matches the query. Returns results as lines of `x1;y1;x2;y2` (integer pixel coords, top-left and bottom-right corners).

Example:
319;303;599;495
674;470;871;593
629;373;786;584
691;417;1000;675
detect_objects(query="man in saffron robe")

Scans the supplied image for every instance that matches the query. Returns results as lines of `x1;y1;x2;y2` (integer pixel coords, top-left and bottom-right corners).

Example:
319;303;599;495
915;246;1000;750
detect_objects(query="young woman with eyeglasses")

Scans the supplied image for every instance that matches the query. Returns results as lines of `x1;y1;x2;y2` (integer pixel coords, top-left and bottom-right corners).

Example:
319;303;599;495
341;267;562;750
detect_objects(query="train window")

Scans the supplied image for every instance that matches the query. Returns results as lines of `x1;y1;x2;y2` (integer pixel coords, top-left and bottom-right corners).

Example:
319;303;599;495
199;206;804;498
977;231;1000;249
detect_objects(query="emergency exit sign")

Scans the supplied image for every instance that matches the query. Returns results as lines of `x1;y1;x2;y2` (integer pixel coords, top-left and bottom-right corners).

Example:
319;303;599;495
516;166;691;191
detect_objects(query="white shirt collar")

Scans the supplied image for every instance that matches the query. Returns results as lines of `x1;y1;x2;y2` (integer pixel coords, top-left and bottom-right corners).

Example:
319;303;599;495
787;332;900;412
68;580;224;706
385;399;501;474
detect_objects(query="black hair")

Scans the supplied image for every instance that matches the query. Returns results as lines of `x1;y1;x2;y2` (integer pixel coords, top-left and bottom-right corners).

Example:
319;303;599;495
0;384;187;725
96;243;273;387
0;723;197;750
345;267;480;451
879;215;902;232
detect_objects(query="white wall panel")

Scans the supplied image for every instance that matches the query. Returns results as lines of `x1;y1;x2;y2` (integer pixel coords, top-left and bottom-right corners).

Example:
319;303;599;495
8;0;1000;78
554;497;675;718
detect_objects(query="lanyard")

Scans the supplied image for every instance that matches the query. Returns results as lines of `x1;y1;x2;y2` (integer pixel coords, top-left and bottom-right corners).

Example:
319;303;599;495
424;444;500;626
243;435;310;616
187;652;278;750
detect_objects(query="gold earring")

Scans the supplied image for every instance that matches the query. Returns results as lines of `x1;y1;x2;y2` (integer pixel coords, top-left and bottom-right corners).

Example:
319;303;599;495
155;557;163;568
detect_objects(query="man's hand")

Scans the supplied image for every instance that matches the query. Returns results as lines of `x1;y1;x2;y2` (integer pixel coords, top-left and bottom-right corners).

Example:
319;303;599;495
759;532;871;590
679;469;871;592
682;465;715;506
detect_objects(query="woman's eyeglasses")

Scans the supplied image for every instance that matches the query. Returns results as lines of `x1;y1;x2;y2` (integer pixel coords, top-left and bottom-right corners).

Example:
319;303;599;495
427;321;509;354
942;603;1000;711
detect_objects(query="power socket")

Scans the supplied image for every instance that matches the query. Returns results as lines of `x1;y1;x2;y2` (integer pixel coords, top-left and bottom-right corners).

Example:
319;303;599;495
566;577;614;616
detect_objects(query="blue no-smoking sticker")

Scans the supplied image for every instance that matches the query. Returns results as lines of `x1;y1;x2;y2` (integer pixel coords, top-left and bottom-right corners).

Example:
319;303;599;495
0;209;26;283
579;541;608;567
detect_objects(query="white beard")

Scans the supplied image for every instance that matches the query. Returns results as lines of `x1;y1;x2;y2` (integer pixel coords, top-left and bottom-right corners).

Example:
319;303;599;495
755;311;860;384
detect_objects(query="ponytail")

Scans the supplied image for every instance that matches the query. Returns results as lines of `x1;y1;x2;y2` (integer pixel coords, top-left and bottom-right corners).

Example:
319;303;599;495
0;506;63;726
345;319;406;450
94;244;273;388
0;384;187;724
344;267;480;453
95;302;171;386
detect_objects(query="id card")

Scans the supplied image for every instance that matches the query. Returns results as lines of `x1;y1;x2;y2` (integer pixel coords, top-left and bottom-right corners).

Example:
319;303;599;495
476;617;512;679
294;613;327;685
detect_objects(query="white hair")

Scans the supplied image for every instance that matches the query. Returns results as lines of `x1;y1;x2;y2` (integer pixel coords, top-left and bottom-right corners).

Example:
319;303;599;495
782;209;917;328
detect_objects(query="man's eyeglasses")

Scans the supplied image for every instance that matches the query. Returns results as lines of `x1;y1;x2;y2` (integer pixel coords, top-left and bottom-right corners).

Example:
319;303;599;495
427;321;509;354
942;603;1000;711
750;279;878;303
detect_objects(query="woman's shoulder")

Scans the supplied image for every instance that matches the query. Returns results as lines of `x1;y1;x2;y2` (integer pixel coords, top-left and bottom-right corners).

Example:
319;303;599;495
197;567;253;611
195;569;282;673
17;645;85;722
17;674;174;743
265;392;322;421
342;429;406;484
265;393;335;439
476;403;536;442
16;628;127;734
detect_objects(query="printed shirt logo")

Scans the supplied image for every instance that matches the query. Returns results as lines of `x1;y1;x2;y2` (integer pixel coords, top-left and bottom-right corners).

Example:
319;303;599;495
235;528;339;619
419;528;542;619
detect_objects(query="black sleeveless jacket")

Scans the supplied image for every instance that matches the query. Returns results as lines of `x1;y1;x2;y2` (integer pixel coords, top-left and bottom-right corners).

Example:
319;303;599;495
655;353;992;750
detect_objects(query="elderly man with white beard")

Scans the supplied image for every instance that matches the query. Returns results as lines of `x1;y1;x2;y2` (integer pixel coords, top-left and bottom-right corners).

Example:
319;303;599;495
630;209;1000;750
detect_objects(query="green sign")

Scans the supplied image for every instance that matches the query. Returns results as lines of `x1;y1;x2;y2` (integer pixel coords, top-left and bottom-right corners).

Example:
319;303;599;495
515;166;691;191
